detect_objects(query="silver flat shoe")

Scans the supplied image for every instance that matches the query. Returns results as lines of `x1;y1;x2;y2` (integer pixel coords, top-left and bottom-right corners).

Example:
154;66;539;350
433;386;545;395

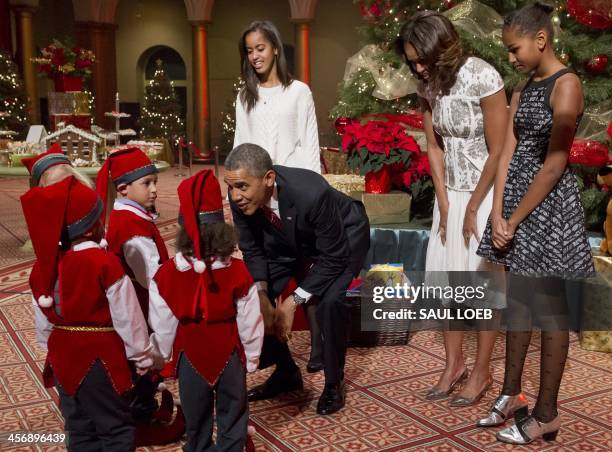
449;378;493;407
496;415;560;445
477;393;529;427
424;369;468;401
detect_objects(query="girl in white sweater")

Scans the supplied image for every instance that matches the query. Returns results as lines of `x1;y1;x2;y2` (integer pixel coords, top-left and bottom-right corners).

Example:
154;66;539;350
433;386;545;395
234;20;321;174
234;20;324;375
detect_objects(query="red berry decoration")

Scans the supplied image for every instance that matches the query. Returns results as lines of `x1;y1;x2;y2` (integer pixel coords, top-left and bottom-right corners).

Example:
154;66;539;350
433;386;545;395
567;0;612;30
585;54;609;74
569;140;609;167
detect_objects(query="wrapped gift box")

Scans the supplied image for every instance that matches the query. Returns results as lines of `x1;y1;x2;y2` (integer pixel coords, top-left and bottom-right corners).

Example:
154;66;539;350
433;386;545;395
48;92;90;115
351;190;412;224
323;174;365;196
50;114;92;131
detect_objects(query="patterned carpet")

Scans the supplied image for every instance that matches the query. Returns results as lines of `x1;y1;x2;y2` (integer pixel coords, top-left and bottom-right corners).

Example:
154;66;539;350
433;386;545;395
0;168;611;451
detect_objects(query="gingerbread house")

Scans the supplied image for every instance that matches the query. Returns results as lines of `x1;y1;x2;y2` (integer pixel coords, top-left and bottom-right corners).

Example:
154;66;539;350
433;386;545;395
44;124;104;165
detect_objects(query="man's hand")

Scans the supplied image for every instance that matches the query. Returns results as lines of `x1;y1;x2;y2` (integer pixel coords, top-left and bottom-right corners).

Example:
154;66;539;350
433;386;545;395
258;290;276;335
275;295;296;343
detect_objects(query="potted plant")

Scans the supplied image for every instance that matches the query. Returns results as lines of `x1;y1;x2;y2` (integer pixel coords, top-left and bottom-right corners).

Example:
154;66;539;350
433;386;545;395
341;118;430;195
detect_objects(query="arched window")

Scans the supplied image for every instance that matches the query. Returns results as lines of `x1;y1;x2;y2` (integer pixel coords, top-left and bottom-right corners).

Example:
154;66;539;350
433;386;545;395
140;46;187;120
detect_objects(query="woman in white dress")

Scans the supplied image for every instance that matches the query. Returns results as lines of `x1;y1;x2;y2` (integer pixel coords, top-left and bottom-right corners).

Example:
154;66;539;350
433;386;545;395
234;20;321;174
234;20;323;373
396;11;507;405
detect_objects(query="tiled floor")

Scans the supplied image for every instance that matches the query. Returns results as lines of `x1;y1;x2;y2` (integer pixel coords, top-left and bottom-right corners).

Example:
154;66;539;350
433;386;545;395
0;165;611;451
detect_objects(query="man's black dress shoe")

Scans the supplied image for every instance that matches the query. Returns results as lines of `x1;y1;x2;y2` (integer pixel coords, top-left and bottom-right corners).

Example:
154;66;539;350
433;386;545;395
306;359;324;373
316;380;346;415
247;369;303;402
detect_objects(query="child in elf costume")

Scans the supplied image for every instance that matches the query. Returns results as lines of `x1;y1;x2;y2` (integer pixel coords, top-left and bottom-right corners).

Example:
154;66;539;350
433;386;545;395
23;143;93;188
95;147;180;440
22;176;155;451
149;169;264;451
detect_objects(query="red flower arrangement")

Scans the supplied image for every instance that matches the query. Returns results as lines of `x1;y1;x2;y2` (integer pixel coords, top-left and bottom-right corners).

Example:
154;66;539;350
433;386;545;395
32;40;95;79
341;119;431;193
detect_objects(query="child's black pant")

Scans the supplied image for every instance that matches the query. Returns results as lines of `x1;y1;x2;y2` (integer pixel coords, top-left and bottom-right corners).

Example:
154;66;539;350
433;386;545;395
57;360;135;451
178;351;247;452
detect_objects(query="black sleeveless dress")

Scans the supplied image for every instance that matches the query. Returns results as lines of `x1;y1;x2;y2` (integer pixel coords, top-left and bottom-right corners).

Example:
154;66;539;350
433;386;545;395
477;68;594;277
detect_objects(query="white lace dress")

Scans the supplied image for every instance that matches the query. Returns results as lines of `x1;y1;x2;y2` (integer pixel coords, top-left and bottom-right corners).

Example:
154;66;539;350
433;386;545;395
420;57;505;306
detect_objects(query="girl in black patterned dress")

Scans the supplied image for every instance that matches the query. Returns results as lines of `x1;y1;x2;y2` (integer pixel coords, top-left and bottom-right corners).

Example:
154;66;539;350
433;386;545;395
476;2;594;445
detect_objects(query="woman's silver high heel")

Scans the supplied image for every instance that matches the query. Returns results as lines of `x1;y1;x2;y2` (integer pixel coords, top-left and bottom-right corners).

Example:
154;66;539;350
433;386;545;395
424;369;468;401
496;415;560;445
477;393;529;427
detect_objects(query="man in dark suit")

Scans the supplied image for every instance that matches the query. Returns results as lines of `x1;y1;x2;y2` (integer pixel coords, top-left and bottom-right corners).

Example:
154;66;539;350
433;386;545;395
225;143;370;415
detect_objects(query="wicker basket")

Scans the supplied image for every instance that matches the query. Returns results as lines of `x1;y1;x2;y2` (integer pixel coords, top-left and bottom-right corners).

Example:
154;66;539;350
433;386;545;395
347;295;411;347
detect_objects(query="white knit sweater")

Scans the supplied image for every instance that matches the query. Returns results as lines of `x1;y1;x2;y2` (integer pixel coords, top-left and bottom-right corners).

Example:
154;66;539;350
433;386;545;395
233;80;321;173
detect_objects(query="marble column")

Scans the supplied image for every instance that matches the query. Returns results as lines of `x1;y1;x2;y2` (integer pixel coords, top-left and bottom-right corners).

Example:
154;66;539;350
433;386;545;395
288;0;317;85
72;0;119;128
10;0;39;123
184;0;214;153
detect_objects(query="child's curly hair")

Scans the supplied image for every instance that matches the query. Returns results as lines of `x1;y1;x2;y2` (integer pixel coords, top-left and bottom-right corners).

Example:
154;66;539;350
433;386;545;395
175;222;238;260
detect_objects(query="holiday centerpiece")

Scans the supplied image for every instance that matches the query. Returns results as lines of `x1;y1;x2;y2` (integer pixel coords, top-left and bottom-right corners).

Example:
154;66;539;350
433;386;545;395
32;40;95;92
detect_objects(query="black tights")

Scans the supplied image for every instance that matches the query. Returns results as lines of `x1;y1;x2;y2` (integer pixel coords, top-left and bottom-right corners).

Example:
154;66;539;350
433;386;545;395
502;274;569;423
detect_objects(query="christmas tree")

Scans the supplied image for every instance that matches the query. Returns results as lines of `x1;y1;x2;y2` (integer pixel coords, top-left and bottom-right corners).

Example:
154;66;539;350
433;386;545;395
332;0;611;227
0;50;29;140
139;59;185;144
332;0;611;119
219;77;245;155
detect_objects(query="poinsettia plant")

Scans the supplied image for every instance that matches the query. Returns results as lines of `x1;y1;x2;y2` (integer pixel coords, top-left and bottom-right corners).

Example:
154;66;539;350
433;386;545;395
341;119;430;183
32;40;95;78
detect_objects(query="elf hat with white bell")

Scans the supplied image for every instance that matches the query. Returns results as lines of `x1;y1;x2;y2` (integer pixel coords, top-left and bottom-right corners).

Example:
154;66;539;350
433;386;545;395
177;169;224;273
21;177;103;308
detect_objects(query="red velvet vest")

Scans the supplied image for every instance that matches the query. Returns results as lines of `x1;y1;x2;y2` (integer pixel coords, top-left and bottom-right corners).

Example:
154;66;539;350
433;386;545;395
154;257;253;385
106;208;169;317
31;248;134;396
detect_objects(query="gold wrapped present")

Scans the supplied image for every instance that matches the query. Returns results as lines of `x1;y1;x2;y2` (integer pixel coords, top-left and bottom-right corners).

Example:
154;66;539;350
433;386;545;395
48;92;90;115
580;254;612;353
351;190;412;224
323;174;365;196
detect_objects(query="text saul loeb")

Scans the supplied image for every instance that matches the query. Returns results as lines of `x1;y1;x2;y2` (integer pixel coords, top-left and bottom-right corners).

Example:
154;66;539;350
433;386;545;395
372;307;494;320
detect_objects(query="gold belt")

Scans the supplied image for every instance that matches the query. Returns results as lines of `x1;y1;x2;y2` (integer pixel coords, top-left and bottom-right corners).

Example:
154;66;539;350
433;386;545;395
54;325;115;332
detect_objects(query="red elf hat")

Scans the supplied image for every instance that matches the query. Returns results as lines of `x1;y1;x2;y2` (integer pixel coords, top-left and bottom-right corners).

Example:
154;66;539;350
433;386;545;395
95;146;158;218
177;169;224;273
177;169;224;320
22;143;71;184
21;176;104;308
